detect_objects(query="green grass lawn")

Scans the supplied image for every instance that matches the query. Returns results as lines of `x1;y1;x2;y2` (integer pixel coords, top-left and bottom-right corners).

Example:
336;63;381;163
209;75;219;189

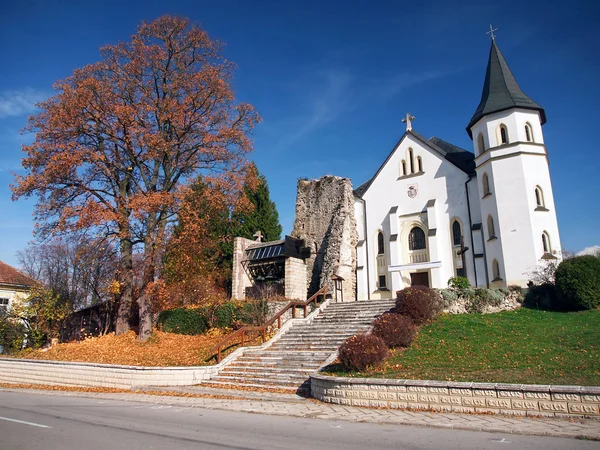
328;308;600;386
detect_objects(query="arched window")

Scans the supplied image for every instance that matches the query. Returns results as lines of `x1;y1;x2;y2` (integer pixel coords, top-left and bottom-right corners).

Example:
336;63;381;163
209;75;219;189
377;231;385;255
482;172;490;196
417;156;423;173
487;215;496;239
408;148;415;173
492;259;500;280
535;186;544;208
499;124;509;145
477;133;485;155
401;160;407;176
408;227;426;250
452;220;462;246
525;123;534;142
542;232;551;253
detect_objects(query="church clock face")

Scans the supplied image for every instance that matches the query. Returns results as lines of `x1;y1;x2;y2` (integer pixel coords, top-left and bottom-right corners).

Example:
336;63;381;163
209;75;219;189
407;184;418;198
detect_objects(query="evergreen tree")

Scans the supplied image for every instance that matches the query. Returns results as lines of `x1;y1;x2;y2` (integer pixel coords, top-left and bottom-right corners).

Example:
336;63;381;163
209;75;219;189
234;164;282;242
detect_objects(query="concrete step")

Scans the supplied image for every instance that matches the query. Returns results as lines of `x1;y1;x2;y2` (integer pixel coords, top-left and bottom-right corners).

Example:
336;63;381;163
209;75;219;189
205;379;309;393
212;374;309;387
217;370;311;380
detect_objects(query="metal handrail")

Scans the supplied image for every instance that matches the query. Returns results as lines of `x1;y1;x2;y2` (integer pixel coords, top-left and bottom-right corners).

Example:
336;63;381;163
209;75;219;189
209;285;328;363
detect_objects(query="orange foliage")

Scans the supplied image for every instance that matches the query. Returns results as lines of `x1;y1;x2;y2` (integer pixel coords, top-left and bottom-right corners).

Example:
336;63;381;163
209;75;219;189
20;330;226;366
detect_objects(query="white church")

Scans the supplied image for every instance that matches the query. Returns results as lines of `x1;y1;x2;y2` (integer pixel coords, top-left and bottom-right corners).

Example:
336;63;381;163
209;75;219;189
353;37;561;299
233;37;562;302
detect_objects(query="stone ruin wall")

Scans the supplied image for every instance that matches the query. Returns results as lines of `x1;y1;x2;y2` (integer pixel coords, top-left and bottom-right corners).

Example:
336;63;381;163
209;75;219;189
292;176;358;301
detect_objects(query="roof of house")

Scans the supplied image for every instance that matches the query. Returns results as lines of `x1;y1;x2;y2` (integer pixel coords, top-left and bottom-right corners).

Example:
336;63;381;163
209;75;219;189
0;260;38;288
353;131;475;198
466;39;546;137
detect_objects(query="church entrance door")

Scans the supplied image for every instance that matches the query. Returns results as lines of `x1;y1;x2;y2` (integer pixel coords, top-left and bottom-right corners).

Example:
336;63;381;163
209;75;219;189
410;272;429;287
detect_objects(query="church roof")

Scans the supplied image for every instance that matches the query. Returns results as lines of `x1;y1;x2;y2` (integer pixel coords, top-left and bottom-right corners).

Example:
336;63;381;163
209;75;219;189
0;260;38;288
466;40;546;138
353;131;475;198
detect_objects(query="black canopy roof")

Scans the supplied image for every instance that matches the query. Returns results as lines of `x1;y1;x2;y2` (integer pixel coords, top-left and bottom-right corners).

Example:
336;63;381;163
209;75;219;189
466;40;546;138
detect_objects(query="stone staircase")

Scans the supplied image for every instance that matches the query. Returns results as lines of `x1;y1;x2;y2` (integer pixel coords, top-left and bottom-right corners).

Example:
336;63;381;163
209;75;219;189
206;299;396;395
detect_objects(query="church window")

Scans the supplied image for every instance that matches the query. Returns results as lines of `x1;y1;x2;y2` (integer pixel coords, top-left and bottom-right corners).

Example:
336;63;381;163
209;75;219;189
542;232;551;253
452;220;462;246
378;275;387;289
492;259;501;280
408;227;426;250
499;124;509;145
417;156;423;172
409;148;415;173
487;215;496;239
535;186;545;208
525;123;534;142
377;231;385;255
482;172;491;197
401;160;408;176
477;133;485;155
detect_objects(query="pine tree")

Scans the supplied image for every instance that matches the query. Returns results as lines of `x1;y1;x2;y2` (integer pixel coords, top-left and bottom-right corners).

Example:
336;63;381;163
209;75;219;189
234;164;282;242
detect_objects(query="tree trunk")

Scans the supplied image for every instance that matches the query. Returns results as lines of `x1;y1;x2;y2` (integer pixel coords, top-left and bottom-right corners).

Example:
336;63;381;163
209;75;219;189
115;237;134;335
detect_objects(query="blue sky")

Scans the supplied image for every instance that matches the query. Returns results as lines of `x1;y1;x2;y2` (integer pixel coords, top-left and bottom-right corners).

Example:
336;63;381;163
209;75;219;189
1;0;599;267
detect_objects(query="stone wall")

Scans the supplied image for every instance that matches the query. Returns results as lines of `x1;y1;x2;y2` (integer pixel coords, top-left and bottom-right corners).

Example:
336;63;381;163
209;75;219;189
311;374;600;418
285;257;307;300
293;176;357;301
232;237;256;300
0;358;218;389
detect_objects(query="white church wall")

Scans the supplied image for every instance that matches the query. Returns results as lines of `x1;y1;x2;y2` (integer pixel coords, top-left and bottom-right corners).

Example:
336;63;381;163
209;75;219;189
358;133;474;297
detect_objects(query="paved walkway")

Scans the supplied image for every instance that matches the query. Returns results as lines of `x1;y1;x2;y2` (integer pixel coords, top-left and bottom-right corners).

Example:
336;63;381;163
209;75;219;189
3;384;599;441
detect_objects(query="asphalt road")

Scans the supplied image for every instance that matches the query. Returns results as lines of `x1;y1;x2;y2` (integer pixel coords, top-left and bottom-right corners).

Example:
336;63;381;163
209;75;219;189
0;390;597;450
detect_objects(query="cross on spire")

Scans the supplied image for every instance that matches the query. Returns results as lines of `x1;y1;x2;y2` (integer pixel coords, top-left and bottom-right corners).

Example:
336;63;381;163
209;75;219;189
487;24;498;40
402;113;416;131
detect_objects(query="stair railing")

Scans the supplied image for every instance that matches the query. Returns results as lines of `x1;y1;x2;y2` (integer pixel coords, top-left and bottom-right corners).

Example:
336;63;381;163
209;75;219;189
208;285;328;363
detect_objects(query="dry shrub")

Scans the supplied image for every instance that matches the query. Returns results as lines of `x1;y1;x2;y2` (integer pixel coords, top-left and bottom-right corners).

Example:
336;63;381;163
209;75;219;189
394;286;441;325
372;313;416;348
338;334;388;371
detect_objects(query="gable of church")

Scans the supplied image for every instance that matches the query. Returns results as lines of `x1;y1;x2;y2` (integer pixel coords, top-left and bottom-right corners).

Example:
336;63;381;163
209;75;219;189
354;131;475;200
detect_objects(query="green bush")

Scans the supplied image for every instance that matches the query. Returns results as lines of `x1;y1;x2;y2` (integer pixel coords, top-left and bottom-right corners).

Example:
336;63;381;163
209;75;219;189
157;308;209;335
213;302;237;328
555;255;600;310
338;334;389;371
523;283;559;310
448;276;470;290
394;286;441;324
372;313;416;348
0;314;26;354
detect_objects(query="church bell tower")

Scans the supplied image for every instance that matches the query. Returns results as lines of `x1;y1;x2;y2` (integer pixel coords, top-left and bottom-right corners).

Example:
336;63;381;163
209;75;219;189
467;34;561;287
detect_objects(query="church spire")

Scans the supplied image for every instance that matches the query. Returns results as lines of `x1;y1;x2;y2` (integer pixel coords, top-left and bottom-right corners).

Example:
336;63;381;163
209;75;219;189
466;39;546;138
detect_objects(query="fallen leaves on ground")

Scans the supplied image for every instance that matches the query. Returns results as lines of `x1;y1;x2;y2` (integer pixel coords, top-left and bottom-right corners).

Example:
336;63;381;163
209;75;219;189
17;330;236;366
0;383;248;400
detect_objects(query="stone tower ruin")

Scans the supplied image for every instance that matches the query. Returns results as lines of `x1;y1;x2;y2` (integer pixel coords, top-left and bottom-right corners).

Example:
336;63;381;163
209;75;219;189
292;176;357;301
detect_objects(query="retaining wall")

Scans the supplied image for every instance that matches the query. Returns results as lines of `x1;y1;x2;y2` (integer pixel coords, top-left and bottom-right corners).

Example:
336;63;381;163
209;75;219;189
311;374;600;419
0;300;330;389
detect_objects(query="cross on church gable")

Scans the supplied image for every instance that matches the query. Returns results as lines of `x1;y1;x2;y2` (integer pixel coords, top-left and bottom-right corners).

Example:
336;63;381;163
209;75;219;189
402;113;416;131
253;230;263;242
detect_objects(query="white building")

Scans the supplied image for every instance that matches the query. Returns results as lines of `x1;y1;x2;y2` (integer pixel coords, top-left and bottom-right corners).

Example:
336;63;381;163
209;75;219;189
354;39;561;299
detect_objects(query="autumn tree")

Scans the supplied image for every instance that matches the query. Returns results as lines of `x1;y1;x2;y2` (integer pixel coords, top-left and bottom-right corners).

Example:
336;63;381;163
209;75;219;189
11;16;260;340
158;177;246;309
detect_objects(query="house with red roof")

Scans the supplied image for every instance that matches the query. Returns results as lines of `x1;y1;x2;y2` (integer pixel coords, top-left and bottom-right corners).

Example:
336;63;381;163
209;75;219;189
0;260;38;314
